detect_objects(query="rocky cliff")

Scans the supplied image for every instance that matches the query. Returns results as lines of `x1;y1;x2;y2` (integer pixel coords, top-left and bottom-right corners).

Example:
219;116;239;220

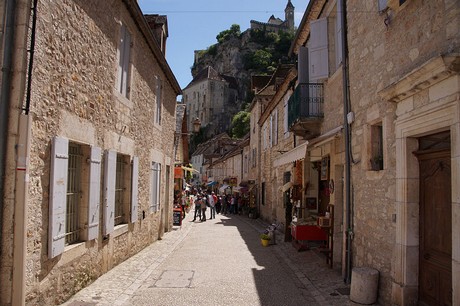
192;27;295;107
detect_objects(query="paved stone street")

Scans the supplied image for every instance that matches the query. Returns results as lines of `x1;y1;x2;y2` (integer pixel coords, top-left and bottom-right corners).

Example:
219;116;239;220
60;210;356;306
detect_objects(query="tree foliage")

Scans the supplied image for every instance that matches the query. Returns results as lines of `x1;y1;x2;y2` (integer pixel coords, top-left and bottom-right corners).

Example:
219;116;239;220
230;111;250;138
216;24;241;43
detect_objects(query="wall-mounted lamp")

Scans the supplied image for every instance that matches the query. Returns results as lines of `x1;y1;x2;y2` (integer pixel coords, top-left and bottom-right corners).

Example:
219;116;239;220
192;117;201;133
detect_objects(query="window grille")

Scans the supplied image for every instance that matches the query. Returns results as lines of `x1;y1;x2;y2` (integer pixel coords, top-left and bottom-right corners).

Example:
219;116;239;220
66;143;82;244
114;154;125;225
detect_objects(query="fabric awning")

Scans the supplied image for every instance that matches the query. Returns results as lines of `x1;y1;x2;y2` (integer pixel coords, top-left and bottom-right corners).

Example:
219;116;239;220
219;184;229;193
181;166;199;173
273;142;307;167
281;181;293;192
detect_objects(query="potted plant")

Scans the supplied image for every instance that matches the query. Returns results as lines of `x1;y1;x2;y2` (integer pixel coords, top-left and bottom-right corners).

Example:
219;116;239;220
260;233;271;247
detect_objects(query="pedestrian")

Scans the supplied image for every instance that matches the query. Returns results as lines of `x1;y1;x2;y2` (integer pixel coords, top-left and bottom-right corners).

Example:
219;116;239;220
230;195;236;214
216;196;222;214
201;193;207;222
192;195;202;222
208;192;216;219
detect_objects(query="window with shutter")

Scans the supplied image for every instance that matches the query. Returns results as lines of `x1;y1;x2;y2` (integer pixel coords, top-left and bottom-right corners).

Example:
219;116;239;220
150;162;161;213
49;136;69;258
155;76;162;125
103;150;116;235
117;24;132;98
114;154;131;226
298;46;309;83
131;156;139;223
309;18;329;81
87;146;101;241
66;143;83;245
284;96;290;139
336;0;343;68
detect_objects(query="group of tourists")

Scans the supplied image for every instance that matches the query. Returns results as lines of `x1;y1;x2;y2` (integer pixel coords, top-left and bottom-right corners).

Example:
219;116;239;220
190;190;243;222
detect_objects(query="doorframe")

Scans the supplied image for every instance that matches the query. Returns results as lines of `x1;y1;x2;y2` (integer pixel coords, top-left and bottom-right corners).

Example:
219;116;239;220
393;101;459;305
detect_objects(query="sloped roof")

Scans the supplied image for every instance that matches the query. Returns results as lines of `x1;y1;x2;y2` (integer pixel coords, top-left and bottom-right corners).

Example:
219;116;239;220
183;66;226;90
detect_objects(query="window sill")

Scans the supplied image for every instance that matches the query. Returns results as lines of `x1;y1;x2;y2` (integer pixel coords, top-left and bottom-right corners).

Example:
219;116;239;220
113;223;129;238
365;169;386;180
113;89;133;109
60;241;87;266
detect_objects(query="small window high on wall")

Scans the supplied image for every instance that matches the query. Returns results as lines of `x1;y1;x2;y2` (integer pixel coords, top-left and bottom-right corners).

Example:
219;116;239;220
370;123;384;171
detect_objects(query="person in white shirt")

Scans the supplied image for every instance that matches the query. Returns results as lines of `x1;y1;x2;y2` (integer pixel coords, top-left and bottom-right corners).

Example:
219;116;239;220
208;192;216;219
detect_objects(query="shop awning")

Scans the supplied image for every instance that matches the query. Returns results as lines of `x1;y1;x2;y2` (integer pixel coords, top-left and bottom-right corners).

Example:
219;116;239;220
181;166;199;173
273;142;307;167
206;181;217;186
219;184;229;193
307;126;343;148
280;181;293;192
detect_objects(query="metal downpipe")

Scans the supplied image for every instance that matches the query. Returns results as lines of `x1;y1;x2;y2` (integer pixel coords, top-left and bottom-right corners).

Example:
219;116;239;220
340;0;353;284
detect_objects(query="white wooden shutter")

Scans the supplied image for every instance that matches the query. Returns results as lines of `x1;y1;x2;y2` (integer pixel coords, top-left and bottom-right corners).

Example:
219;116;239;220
336;0;343;67
150;162;156;213
103;150;116;235
87;146;101;240
298;46;309;83
309;18;329;81
49;136;68;258
130;156;139;223
274;109;278;145
121;27;131;97
117;25;125;94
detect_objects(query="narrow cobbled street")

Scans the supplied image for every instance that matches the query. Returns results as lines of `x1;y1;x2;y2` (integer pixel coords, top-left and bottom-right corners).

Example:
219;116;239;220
61;211;353;306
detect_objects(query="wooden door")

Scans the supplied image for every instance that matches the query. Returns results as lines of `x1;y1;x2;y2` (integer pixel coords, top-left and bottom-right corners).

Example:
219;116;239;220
418;150;452;306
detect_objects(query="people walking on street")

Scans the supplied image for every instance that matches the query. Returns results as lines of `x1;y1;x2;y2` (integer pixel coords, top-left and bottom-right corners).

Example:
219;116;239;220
208;192;216;219
216;196;222;214
192;195;202;222
230;195;236;214
200;193;207;222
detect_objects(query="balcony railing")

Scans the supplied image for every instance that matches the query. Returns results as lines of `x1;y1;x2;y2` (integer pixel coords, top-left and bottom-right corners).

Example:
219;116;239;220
288;83;324;138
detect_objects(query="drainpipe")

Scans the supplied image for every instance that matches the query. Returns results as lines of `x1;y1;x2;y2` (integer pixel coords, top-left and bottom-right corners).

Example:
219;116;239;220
340;0;353;284
0;0;17;283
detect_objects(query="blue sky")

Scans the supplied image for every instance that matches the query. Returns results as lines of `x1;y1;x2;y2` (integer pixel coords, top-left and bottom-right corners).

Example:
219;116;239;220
138;0;309;91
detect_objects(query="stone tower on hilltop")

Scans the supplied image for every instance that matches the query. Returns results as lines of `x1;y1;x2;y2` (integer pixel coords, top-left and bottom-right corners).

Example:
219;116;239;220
250;0;295;33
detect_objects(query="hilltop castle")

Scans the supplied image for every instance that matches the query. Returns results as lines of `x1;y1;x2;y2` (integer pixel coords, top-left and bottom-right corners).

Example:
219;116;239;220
250;0;295;33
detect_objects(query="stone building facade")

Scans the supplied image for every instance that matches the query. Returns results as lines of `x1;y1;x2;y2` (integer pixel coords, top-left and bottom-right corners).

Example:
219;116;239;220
182;66;239;138
286;0;460;305
0;1;181;305
347;1;459;305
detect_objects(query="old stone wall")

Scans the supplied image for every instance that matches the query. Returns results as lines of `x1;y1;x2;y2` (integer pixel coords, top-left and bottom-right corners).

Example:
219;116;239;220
18;0;178;305
346;0;459;304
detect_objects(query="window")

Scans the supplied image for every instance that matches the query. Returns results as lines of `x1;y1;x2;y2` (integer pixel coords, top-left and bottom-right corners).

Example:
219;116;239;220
151;162;162;212
261;182;266;206
370;123;384;171
66;143;83;244
271;109;278;146
283;96;290;139
49;137;102;258
114;154;131;226
308;1;343;80
103;151;138;235
117;24;132;98
155;76;162;125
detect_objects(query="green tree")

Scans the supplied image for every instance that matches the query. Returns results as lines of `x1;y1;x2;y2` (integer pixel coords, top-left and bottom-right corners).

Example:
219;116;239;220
230;111;250;138
216;24;241;43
